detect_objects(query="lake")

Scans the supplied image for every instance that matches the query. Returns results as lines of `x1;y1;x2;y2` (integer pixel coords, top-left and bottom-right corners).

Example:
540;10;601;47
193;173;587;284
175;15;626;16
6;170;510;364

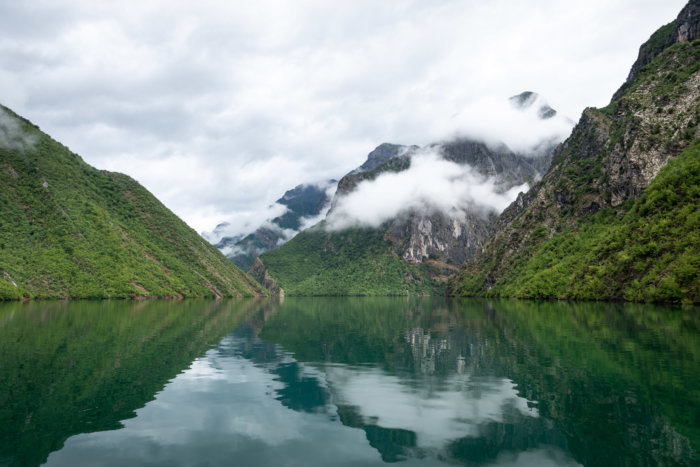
0;297;697;466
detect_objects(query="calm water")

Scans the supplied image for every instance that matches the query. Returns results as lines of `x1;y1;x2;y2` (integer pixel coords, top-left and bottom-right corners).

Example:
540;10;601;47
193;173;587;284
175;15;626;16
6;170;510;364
0;298;698;466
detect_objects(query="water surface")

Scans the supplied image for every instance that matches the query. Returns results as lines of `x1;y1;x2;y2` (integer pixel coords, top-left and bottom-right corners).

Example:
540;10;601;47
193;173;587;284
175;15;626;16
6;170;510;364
0;297;697;466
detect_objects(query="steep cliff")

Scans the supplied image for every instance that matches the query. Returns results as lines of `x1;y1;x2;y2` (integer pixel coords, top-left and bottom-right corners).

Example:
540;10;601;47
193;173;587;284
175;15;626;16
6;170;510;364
450;1;700;303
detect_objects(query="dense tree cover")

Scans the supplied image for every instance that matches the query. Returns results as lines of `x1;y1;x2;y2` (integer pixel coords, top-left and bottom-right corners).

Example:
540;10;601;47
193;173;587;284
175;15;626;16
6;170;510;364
259;223;444;296
451;138;700;303
0;106;265;299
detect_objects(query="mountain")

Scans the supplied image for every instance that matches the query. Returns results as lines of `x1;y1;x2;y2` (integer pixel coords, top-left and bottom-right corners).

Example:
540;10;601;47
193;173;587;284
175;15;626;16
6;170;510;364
450;0;700;303
208;180;336;270
0;105;266;300
254;99;568;296
349;142;419;173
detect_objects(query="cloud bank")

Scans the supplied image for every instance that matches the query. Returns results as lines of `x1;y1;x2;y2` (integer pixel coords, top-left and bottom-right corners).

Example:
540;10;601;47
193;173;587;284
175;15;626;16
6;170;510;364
326;149;528;231
0;0;686;232
204;179;336;245
451;94;574;154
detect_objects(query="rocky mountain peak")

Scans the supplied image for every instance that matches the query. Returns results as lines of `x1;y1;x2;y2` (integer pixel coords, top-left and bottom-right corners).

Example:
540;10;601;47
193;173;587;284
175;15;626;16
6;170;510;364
352;142;418;174
509;91;558;120
675;0;700;43
611;0;700;102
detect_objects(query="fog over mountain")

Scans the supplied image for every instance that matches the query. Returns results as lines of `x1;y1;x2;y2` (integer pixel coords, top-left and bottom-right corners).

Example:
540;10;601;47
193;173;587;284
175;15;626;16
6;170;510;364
323;91;570;232
0;1;686;233
326;148;529;231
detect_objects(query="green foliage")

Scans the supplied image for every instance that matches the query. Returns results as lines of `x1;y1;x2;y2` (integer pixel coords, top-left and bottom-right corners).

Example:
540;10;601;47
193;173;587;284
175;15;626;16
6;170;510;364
626;40;700;102
260;223;442;296
0;106;264;299
453;139;700;303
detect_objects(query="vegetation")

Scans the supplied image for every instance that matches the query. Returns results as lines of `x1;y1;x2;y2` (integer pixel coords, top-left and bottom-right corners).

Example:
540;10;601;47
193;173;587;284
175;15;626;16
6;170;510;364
452;138;700;303
0;106;265;299
451;35;700;303
259;223;443;296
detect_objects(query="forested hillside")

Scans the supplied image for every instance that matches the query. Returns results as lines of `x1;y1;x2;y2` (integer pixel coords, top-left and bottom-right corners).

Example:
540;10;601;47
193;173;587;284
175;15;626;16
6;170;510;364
0;106;265;300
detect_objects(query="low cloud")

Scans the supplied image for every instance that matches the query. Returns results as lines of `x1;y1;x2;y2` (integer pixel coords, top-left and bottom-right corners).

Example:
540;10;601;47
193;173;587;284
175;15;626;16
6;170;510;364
296;181;337;232
0;1;686;233
0;108;37;152
326;148;528;231
202;179;336;246
202;202;289;244
447;94;574;154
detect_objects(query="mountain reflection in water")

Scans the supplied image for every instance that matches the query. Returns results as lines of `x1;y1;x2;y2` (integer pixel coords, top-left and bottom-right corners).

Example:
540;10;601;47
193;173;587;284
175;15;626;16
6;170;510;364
1;297;696;466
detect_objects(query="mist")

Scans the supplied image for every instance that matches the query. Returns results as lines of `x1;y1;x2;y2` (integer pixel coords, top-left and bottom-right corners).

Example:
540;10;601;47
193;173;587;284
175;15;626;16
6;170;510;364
203;179;336;245
0;108;37;152
326;148;528;231
447;94;574;154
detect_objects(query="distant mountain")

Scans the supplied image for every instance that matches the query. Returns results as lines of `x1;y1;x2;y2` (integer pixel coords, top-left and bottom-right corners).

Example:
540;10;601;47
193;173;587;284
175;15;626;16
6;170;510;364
349;142;419;174
509;91;557;120
253;95;569;296
0;106;265;300
450;0;700;303
209;180;335;270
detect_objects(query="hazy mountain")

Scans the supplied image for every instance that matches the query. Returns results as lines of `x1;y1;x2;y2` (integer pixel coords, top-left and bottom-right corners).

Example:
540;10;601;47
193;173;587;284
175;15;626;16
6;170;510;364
208;180;336;270
0;106;265;300
253;94;569;295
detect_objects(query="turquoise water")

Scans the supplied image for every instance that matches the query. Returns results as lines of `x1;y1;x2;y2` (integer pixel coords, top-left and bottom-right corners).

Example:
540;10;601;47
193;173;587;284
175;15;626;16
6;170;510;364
0;297;697;466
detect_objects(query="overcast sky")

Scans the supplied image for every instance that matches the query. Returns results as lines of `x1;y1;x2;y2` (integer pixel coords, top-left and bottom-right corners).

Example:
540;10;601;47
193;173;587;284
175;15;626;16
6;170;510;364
0;0;686;235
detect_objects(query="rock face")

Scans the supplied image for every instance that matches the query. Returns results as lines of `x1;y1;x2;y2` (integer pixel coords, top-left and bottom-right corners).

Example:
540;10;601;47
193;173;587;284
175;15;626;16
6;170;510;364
351;142;419;174
372;140;545;267
248;257;283;296
611;0;700;102
450;0;700;302
389;209;498;265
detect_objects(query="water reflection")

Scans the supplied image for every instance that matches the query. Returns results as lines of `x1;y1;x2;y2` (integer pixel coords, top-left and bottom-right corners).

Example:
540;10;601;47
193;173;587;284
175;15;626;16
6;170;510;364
1;297;697;466
0;299;262;467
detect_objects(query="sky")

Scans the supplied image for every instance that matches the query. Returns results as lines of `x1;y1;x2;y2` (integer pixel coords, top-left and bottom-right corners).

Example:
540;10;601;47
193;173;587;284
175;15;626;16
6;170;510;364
0;0;687;235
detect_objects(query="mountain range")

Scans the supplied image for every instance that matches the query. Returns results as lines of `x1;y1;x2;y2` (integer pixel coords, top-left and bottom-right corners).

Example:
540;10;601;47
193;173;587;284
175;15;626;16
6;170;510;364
2;0;697;303
249;92;570;295
206;180;336;270
247;0;699;303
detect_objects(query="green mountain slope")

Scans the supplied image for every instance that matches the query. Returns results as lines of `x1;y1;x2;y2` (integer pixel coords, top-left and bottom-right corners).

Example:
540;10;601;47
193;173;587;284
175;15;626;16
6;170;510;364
0;106;265;299
253;222;446;296
450;4;700;303
451;139;700;303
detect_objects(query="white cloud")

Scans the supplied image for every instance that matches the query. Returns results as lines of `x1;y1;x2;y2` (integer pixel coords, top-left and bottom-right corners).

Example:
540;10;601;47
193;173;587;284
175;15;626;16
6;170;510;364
0;0;687;233
450;94;574;154
326;148;528;230
0;107;37;152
